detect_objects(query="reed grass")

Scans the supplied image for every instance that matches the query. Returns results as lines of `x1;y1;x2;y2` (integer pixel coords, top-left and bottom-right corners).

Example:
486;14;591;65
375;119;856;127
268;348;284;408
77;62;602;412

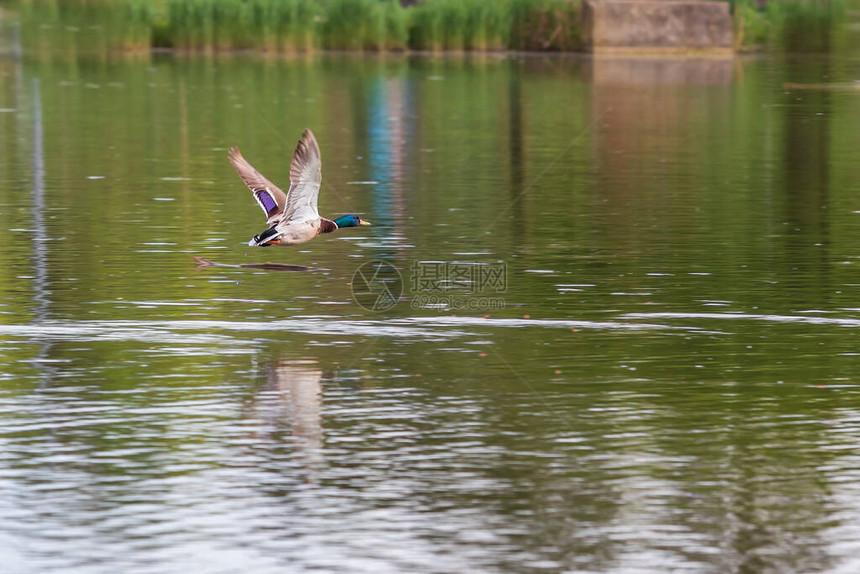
166;0;407;52
165;0;321;52
321;0;408;51
270;0;320;52
732;0;844;50
509;0;581;51
10;0;846;55
17;0;156;53
409;0;580;52
410;0;508;51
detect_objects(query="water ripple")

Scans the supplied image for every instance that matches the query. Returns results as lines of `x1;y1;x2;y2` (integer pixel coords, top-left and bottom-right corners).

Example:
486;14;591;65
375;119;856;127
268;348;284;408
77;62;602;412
622;312;860;327
0;315;712;347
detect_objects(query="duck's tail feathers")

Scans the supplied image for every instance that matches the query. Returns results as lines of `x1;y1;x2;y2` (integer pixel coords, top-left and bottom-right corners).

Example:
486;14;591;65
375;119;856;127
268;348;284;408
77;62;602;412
248;227;281;247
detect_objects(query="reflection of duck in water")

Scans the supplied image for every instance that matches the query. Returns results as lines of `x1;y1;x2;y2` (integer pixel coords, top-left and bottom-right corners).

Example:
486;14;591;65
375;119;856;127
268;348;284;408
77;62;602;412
253;360;324;477
229;129;370;247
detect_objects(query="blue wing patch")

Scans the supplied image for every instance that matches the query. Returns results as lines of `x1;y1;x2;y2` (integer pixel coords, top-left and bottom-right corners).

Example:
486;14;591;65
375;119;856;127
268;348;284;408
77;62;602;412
254;189;279;218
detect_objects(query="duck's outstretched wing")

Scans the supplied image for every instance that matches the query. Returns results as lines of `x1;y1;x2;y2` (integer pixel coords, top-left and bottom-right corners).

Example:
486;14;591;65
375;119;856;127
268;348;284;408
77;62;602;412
229;147;288;226
283;129;322;223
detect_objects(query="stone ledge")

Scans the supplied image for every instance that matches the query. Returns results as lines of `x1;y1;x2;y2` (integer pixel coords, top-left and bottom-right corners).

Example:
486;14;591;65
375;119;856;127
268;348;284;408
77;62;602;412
582;0;734;53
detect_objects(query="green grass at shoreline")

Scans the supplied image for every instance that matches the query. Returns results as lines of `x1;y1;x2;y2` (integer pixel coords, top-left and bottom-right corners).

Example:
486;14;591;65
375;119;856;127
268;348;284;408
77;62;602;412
732;0;845;52
5;0;847;55
160;0;584;53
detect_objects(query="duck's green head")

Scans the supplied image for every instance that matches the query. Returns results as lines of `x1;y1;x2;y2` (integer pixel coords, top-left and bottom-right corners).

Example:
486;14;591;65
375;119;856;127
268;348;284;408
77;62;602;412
333;214;371;228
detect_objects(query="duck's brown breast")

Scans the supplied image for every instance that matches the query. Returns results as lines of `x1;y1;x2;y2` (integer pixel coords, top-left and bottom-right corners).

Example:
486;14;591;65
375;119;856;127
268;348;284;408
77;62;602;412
319;218;338;234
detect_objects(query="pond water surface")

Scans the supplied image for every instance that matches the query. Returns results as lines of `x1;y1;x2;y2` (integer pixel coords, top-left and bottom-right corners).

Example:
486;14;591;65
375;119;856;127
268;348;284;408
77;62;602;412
3;22;860;574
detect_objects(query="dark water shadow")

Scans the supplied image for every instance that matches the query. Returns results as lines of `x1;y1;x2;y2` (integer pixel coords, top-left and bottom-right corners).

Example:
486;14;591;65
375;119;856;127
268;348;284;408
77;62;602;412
193;256;326;273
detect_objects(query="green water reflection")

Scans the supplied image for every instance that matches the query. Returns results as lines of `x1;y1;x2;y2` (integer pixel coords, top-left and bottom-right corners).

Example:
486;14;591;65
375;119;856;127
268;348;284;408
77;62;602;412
3;29;860;574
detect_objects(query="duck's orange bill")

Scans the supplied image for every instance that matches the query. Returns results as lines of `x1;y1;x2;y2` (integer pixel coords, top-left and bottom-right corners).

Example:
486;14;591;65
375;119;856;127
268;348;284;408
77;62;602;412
265;239;282;245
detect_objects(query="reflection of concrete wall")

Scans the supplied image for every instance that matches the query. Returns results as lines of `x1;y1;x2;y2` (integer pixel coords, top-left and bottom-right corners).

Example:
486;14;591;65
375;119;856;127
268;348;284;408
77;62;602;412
585;56;734;86
583;0;734;53
586;55;734;243
586;57;734;161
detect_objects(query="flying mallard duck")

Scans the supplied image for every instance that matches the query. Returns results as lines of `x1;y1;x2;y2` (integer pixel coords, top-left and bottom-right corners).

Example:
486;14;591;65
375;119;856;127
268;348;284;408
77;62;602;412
229;129;370;247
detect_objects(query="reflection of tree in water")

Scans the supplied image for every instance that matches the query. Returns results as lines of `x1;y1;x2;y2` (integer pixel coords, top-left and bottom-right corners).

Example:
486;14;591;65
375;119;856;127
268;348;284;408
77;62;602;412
29;74;57;380
781;53;831;309
782;4;835;54
507;58;527;248
455;315;851;571
476;381;842;572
